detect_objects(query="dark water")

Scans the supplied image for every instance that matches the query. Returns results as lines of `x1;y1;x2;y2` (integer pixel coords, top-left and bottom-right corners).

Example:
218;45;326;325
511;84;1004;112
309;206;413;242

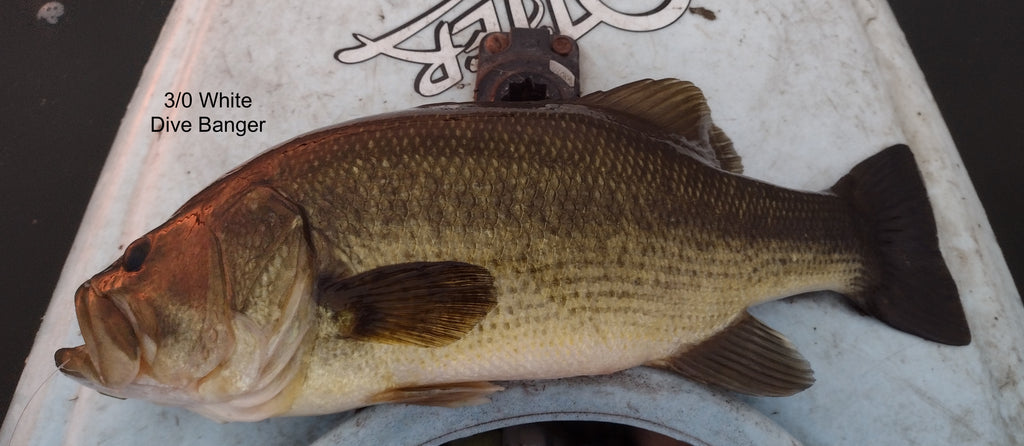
443;421;692;446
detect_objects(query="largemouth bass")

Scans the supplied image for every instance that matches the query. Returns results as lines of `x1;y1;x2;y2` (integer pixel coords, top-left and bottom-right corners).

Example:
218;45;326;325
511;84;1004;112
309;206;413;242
55;79;970;421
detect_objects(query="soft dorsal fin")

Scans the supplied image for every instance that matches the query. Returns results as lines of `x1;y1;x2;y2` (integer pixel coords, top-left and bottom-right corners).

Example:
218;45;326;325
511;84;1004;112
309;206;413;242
318;261;497;347
647;312;814;396
578;79;743;173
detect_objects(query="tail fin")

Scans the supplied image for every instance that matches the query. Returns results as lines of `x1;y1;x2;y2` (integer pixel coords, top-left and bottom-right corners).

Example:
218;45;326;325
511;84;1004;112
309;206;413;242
832;145;971;345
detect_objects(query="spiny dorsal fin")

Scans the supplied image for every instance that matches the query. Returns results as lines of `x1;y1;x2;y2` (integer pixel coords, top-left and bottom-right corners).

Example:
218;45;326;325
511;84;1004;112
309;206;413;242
318;261;497;347
372;381;504;407
578;79;743;173
648;312;814;396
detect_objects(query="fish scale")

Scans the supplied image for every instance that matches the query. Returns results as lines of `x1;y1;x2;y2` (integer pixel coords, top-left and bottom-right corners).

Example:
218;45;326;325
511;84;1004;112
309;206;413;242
256;104;871;414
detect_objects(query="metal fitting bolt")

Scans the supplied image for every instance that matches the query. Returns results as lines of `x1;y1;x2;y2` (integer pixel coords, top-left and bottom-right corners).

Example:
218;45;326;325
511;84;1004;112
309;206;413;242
551;35;574;56
484;33;510;54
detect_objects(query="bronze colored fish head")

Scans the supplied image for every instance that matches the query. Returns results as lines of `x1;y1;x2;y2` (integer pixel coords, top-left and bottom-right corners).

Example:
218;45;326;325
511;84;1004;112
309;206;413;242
55;210;234;397
56;183;319;418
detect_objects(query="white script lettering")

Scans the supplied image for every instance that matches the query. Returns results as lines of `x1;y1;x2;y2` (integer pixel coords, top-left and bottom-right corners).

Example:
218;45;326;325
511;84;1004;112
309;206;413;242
334;0;690;96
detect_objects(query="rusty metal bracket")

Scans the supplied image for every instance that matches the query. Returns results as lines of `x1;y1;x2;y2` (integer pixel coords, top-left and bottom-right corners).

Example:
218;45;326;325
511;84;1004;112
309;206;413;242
474;28;580;102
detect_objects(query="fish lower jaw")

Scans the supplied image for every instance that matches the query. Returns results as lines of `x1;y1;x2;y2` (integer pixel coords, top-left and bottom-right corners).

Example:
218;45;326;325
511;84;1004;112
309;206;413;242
55;345;97;383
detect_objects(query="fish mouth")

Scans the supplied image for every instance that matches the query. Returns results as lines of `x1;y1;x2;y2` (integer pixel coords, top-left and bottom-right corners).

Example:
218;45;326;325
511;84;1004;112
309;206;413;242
55;282;141;388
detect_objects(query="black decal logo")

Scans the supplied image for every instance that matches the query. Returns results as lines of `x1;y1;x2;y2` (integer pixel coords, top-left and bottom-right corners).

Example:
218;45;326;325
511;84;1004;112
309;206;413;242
334;0;691;96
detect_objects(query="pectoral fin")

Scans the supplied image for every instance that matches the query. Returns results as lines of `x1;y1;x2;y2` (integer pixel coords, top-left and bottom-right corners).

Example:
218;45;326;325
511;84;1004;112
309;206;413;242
318;261;497;347
648;312;814;396
372;381;505;407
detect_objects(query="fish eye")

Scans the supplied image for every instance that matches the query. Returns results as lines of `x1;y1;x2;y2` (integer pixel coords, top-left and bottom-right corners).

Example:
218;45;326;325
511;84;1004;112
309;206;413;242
122;238;151;272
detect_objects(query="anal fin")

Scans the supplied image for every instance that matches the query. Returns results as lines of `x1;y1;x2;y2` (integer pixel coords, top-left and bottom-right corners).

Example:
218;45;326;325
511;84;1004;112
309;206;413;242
372;381;505;408
648;312;814;396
